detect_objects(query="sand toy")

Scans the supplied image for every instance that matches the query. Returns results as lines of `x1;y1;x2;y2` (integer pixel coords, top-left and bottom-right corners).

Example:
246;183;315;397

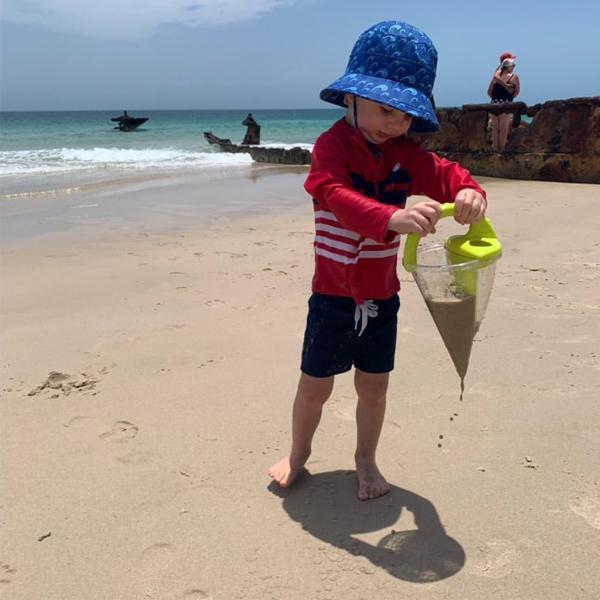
403;203;502;389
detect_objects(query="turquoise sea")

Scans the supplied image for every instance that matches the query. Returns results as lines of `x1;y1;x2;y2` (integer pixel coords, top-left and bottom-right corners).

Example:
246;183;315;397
0;109;343;196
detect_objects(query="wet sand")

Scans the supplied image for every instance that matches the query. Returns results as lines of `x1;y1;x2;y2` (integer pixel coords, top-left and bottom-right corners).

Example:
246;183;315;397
424;295;476;379
1;172;599;599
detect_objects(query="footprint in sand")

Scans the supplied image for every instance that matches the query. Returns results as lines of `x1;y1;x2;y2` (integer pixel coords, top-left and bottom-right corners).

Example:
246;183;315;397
138;543;175;596
138;544;212;600
140;543;174;568
99;420;139;443
569;496;600;529
181;590;212;599
205;299;225;307
215;251;247;259
470;538;519;578
64;415;97;429
116;451;153;466
63;416;109;441
0;561;17;584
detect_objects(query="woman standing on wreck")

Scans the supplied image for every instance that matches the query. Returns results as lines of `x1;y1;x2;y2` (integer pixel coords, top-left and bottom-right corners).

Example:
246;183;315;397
487;52;520;152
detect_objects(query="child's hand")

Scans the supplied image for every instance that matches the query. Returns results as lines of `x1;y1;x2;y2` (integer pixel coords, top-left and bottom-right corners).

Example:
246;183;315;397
454;189;487;225
388;201;441;236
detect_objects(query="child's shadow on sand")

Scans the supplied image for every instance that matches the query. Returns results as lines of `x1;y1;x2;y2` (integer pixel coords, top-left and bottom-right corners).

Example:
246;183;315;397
268;470;465;583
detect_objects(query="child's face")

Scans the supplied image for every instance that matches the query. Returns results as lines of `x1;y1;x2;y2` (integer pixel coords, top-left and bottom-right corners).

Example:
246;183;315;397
345;96;413;144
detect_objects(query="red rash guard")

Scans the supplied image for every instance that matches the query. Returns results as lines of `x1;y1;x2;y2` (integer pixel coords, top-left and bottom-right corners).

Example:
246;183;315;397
304;118;486;305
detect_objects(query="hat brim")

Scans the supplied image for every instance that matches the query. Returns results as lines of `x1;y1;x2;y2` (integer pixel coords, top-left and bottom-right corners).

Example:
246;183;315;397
320;73;439;134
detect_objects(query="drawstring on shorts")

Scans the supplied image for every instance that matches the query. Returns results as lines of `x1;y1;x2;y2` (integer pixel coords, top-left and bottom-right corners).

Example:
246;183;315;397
354;300;378;336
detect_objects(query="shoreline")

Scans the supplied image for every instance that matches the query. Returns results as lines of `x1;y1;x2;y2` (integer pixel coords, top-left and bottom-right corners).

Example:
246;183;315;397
0;164;309;242
0;161;303;199
1;162;571;245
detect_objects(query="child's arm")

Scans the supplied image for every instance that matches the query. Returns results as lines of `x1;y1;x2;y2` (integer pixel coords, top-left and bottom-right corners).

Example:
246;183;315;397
305;133;402;243
401;139;487;225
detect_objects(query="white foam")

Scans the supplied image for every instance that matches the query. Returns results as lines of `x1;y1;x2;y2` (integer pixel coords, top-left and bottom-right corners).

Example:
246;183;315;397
259;142;314;151
0;147;254;176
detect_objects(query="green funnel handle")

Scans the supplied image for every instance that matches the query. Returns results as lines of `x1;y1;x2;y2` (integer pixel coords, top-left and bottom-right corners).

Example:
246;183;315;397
402;202;499;272
439;202;455;220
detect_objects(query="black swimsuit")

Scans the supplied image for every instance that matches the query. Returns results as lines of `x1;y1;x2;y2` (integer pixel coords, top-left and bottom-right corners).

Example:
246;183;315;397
491;75;515;103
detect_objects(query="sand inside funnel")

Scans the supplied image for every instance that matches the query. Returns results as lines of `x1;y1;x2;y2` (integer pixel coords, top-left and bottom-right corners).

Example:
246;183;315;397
424;294;476;379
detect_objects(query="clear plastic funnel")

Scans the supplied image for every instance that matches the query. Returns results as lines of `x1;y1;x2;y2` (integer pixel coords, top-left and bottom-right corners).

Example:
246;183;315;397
411;241;497;378
403;203;501;379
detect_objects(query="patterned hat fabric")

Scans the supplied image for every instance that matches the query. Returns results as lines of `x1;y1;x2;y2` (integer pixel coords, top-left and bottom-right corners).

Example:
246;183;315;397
320;21;439;133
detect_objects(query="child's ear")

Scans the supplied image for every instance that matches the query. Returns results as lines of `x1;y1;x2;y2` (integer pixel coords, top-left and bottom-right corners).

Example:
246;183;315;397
343;94;353;108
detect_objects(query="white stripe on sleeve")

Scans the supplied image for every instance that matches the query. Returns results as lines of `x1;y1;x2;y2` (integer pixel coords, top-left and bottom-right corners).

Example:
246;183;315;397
314;210;338;221
314;235;359;254
315;223;361;241
315;247;359;265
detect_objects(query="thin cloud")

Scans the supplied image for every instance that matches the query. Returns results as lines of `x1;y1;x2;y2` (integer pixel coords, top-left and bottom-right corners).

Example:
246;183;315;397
1;0;299;39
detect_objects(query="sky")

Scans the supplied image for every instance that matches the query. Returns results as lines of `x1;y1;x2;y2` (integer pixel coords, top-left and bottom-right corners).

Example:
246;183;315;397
1;0;598;111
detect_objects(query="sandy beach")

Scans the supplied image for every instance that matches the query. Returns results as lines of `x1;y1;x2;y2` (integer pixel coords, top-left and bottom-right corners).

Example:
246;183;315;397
1;169;599;599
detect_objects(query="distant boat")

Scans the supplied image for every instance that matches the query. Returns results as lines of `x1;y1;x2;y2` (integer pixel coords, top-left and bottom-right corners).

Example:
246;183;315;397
111;111;148;131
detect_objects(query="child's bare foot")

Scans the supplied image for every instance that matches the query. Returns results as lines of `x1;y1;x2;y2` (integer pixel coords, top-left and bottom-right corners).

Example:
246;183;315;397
268;450;310;488
355;461;390;501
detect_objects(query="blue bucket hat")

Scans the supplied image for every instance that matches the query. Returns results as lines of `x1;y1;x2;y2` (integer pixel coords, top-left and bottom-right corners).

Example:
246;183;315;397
320;21;439;133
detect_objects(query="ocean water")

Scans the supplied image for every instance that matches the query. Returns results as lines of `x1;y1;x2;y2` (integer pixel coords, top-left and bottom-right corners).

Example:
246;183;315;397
0;109;343;196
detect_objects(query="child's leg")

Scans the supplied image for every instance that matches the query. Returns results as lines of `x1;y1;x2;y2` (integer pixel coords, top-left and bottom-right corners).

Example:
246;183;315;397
268;372;334;487
354;369;390;500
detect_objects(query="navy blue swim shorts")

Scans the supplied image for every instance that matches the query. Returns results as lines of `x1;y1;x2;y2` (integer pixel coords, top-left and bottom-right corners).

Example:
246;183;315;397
300;293;400;378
